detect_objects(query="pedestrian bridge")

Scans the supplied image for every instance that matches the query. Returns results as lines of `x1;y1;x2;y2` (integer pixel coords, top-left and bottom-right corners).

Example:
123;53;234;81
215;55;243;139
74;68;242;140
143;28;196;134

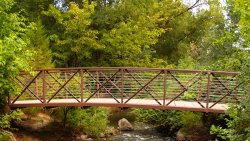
9;67;246;113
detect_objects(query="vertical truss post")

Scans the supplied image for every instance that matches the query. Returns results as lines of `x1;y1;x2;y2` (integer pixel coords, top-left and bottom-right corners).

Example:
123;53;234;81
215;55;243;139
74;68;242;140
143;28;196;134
121;69;124;104
96;71;99;98
130;78;132;97
64;72;68;99
35;78;38;97
42;70;46;103
163;70;167;106
80;69;84;103
206;71;211;111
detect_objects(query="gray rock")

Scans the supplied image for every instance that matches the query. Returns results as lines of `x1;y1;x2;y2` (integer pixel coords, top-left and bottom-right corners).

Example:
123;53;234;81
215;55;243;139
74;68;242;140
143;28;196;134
83;138;93;141
80;134;88;140
118;118;133;131
176;129;185;141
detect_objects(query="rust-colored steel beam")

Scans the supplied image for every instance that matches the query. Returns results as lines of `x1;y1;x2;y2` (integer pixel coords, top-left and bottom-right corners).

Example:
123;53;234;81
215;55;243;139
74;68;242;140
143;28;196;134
8;102;226;113
14;77;43;103
12;71;42;104
42;70;46;103
166;72;202;106
209;81;245;108
211;73;239;101
80;69;84;103
206;72;211;110
125;69;162;105
121;69;124;104
163;70;167;106
100;72;122;94
124;70;163;104
47;70;80;103
19;67;240;75
85;70;120;103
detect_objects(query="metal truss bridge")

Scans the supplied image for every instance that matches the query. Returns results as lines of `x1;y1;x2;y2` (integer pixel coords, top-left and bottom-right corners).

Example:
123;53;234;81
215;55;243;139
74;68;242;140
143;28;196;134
9;67;246;113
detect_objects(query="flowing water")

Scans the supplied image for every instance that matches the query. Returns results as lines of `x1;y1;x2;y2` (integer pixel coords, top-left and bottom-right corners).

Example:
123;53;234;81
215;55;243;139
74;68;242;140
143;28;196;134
108;125;175;141
108;109;175;141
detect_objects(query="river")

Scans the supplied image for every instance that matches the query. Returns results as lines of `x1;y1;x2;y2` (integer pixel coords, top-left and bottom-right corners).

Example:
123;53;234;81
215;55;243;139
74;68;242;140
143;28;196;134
108;126;174;141
108;109;175;141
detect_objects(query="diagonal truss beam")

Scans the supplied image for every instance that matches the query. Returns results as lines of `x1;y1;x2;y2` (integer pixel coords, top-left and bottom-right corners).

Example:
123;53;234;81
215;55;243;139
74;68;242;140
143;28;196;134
12;71;42;104
166;72;203;107
15;77;43;103
134;73;161;98
85;70;120;103
211;73;239;101
209;81;244;108
100;72;123;95
47;70;80;103
124;70;163;104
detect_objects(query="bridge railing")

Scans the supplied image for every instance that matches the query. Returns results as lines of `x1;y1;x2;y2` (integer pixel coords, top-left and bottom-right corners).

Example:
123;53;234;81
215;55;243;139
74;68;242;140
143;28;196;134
9;67;245;112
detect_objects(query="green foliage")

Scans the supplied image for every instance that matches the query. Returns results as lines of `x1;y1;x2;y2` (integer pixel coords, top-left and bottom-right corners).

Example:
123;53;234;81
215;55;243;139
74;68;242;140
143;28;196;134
67;107;109;138
41;0;172;67
0;109;23;129
234;0;250;47
211;97;250;141
25;21;53;69
0;131;9;141
180;92;197;100
48;107;110;138
22;107;42;119
43;1;101;67
0;0;32;108
178;111;203;131
0;109;23;140
132;109;203;133
48;107;70;125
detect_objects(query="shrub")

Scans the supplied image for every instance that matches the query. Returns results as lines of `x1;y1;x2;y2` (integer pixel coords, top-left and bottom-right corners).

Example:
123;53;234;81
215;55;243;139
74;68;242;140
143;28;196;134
0;109;23;140
22;107;43;119
67;107;110;138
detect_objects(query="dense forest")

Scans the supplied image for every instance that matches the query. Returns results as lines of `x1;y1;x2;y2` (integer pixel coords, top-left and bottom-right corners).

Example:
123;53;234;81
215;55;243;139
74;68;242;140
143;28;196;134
0;0;249;140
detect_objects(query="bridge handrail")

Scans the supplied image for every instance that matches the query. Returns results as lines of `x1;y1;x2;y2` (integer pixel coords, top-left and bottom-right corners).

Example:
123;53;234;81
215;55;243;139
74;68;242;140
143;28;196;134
19;67;240;75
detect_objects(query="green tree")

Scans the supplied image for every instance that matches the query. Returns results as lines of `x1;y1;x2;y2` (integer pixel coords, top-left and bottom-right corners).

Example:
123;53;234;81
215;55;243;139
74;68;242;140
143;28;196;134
209;1;250;140
0;0;32;109
25;22;54;69
0;0;33;139
44;1;101;67
234;0;250;47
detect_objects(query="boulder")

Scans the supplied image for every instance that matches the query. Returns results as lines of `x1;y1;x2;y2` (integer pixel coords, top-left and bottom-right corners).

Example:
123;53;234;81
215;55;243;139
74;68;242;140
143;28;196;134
118;118;133;131
176;129;185;141
80;134;88;140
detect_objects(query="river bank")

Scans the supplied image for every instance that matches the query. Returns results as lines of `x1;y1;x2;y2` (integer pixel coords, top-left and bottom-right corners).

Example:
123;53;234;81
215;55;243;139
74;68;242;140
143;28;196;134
5;107;221;141
9;109;176;141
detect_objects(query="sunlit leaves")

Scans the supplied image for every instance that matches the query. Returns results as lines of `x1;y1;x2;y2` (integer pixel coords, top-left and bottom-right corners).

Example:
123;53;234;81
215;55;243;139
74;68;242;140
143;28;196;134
235;0;250;47
44;1;101;67
0;0;32;106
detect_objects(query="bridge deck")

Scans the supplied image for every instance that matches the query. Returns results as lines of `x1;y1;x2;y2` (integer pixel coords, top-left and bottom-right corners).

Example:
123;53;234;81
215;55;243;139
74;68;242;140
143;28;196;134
10;98;228;113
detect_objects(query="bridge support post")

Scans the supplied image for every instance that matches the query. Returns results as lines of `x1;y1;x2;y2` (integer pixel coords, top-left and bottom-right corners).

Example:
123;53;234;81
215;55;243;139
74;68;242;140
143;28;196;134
80;69;84;103
121;69;124;104
163;70;167;106
96;71;99;98
206;72;211;112
42;70;46;103
64;72;68;99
